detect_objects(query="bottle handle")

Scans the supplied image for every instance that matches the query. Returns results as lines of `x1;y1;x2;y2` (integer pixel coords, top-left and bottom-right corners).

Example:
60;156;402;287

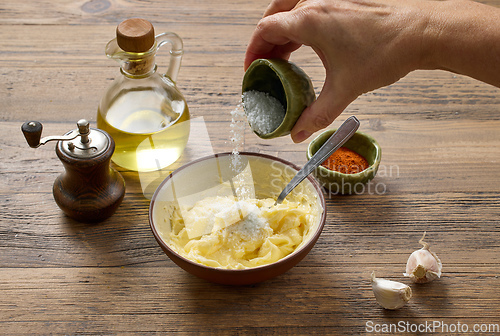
155;32;184;82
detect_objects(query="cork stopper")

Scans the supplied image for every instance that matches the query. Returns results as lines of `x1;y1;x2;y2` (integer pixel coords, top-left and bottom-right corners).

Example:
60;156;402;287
116;18;155;52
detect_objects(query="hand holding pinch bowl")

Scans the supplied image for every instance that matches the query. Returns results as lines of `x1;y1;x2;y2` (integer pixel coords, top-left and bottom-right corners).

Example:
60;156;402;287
149;152;326;285
242;58;316;139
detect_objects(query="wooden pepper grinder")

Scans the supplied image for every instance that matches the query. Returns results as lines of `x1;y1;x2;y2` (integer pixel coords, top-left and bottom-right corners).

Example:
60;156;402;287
21;119;126;223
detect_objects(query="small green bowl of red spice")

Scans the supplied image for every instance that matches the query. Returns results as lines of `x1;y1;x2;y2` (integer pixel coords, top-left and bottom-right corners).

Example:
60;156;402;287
307;128;381;194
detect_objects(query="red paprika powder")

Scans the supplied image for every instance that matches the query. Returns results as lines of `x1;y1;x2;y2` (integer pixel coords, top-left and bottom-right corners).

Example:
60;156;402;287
321;147;368;174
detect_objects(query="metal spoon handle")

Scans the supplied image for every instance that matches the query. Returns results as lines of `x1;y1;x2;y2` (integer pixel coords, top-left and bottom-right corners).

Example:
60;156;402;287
275;116;360;204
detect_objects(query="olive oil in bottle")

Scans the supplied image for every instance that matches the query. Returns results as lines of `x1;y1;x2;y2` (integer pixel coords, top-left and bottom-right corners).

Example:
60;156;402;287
97;88;189;172
97;18;190;172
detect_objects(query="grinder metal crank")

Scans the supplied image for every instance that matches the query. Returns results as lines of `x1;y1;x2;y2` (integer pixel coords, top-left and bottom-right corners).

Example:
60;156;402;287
21;120;126;223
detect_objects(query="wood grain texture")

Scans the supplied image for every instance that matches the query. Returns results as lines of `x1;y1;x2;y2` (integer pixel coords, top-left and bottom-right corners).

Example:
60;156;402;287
1;0;500;334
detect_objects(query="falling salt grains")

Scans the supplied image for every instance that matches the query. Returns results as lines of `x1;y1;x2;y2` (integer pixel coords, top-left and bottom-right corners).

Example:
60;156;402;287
229;103;254;199
242;90;285;135
229;103;246;172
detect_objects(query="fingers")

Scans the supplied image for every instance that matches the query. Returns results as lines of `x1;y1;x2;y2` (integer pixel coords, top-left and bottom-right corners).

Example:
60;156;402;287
264;0;301;16
290;78;354;143
244;12;303;69
245;0;358;141
244;40;301;70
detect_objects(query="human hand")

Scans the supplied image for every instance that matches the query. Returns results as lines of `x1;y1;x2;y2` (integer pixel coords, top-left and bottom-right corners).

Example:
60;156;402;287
245;0;432;142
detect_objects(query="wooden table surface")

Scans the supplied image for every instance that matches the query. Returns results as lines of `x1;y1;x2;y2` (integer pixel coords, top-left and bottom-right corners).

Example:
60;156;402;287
1;0;500;334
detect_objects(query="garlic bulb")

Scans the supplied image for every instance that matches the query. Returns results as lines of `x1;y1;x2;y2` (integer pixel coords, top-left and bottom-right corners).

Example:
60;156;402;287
404;232;442;283
371;271;412;310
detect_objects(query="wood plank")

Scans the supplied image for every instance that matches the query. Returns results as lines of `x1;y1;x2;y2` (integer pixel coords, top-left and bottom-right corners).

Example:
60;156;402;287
0;0;267;26
1;23;499;123
0;266;498;334
1;62;498;122
5;118;500;192
1;188;499;264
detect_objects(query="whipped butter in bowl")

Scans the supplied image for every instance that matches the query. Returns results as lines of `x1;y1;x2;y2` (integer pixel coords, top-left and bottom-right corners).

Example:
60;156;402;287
149;152;326;285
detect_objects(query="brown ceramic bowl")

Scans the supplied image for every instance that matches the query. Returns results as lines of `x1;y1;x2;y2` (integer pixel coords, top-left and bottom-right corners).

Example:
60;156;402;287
149;152;326;285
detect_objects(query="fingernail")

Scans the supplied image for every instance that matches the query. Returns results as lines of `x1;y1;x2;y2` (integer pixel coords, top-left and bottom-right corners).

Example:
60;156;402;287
293;130;312;143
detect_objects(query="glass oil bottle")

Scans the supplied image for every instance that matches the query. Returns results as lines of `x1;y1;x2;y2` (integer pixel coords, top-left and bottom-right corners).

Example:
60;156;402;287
97;18;190;172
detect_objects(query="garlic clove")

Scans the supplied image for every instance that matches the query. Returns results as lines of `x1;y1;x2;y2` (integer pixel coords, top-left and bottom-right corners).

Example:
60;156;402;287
371;271;412;310
404;232;442;283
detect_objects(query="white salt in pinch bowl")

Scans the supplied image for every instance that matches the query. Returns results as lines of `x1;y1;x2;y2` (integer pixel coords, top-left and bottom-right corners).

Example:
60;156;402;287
242;59;316;139
149;152;326;285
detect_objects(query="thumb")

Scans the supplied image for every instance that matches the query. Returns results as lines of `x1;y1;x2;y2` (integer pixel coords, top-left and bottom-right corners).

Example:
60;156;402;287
290;76;353;143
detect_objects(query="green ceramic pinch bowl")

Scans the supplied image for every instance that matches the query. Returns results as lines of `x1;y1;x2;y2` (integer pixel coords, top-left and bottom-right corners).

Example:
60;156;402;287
242;58;316;139
307;129;382;195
